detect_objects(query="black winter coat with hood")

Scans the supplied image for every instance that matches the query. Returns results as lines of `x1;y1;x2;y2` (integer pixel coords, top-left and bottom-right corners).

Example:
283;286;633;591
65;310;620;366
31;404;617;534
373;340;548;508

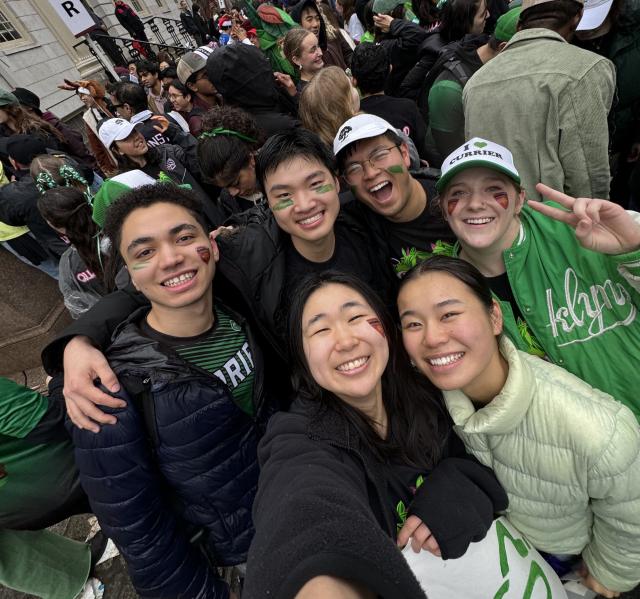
206;45;300;137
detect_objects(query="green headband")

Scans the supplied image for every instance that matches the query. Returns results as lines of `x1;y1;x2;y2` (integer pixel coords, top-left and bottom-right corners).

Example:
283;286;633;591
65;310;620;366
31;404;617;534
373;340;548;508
198;127;257;144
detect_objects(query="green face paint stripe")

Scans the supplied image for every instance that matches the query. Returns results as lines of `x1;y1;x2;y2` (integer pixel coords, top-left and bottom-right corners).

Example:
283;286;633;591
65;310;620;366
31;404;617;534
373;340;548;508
315;184;334;193
273;198;294;211
131;263;148;270
386;164;404;174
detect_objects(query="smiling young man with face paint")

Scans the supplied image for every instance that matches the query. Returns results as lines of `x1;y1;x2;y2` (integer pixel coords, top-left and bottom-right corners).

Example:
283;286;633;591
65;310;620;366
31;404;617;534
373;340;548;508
63;183;271;599
214;128;397;357
335;115;455;272
436;137;640;421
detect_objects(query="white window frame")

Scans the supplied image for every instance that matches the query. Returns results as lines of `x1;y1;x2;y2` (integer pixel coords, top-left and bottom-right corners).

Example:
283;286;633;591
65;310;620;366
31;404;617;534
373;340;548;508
0;1;32;50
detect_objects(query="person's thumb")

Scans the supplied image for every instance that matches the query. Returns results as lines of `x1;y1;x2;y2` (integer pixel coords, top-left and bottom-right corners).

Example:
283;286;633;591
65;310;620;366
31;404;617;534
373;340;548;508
94;357;120;393
397;516;420;547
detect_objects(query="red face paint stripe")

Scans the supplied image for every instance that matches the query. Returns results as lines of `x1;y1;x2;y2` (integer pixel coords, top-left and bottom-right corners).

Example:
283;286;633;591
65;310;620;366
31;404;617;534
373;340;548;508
446;199;459;216
196;246;211;263
493;192;509;210
367;318;385;337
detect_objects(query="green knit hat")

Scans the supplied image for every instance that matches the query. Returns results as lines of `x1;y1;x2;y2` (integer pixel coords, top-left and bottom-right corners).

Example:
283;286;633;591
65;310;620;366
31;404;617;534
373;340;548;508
372;0;404;14
92;170;156;228
0;89;19;107
494;6;521;41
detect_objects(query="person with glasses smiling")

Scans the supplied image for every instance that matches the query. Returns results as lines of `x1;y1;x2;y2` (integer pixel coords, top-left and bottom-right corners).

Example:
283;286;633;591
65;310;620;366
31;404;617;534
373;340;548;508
166;79;204;137
335;114;455;273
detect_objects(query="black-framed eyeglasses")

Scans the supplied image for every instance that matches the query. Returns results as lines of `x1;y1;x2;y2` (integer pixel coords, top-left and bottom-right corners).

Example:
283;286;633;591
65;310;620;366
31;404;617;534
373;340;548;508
343;144;401;183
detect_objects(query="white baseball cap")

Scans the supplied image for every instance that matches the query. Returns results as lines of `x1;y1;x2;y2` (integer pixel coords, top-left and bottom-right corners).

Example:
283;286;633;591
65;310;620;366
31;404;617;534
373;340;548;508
333;114;396;156
98;118;139;149
576;0;613;30
437;138;521;192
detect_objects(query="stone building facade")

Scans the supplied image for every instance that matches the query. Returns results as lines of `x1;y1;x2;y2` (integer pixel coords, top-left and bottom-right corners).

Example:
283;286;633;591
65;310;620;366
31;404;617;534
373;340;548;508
0;0;185;121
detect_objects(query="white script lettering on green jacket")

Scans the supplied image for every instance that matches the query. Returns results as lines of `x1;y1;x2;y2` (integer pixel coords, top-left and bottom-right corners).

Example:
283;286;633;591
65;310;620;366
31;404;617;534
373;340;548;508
455;203;640;420
443;337;640;592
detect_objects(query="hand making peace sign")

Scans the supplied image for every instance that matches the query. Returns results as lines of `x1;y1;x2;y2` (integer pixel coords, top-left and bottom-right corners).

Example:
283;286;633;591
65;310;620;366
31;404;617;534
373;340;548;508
528;183;640;255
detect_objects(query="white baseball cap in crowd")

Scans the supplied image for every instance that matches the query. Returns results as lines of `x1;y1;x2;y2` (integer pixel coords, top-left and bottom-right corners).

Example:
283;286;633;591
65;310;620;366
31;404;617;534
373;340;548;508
98;118;139;149
577;0;613;30
333;114;396;157
437;138;521;193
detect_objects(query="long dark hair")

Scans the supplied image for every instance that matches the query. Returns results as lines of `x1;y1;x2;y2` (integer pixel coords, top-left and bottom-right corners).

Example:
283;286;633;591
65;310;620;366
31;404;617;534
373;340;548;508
112;143;159;173
288;271;449;470
439;0;483;42
37;186;104;281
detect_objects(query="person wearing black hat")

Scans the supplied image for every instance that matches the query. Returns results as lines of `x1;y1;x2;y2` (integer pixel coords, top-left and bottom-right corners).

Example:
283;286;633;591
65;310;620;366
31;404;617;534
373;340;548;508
12;88;97;173
0;135;71;275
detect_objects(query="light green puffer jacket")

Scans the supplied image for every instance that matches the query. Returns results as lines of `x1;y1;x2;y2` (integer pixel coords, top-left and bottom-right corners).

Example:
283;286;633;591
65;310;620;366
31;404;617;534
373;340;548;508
443;337;640;592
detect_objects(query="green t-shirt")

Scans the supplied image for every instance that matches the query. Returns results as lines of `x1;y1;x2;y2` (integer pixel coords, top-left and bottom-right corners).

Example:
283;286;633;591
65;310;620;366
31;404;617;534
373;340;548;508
0;377;47;439
428;78;464;134
140;305;255;416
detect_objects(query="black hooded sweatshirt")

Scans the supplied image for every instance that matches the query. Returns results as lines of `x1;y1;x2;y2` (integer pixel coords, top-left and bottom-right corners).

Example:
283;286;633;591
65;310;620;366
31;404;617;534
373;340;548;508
206;44;299;137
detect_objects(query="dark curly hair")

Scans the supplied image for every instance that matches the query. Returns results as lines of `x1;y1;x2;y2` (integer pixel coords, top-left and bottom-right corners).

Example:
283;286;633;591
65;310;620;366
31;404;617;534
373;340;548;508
350;43;389;96
197;105;264;186
136;59;160;75
103;183;208;286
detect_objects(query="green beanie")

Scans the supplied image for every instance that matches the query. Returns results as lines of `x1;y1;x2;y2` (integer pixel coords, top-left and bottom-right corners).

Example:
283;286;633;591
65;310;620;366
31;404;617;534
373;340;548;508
494;6;521;42
0;89;19;107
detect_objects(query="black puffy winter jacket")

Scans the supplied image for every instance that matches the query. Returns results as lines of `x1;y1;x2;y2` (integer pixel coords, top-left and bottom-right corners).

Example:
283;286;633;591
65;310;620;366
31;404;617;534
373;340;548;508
70;303;267;599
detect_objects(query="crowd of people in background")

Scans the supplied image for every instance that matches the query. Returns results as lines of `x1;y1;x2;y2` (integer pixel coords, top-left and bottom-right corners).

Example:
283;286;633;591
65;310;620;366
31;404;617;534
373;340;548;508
1;0;639;597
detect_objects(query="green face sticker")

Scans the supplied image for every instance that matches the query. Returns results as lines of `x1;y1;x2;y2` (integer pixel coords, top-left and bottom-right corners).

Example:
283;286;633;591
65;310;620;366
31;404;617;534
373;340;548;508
386;164;404;174
273;198;294;211
315;183;334;193
131;263;148;270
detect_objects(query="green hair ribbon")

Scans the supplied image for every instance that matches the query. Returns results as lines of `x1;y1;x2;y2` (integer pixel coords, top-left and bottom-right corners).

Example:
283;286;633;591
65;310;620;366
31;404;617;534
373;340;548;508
516;319;546;358
35;171;57;194
198;127;257;144
35;166;94;207
158;171;193;191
